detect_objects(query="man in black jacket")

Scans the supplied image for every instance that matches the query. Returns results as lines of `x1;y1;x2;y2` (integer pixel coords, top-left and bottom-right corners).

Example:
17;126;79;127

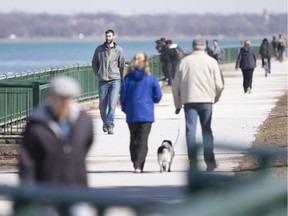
17;76;95;214
19;76;94;186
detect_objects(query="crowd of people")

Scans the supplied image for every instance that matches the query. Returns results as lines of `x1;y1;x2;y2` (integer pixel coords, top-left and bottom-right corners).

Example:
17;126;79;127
155;37;184;86
17;28;286;215
155;37;225;86
271;34;287;62
235;34;287;94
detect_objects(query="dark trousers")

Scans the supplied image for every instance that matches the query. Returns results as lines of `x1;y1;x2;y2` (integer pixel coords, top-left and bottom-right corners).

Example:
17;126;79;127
164;61;173;86
241;69;254;93
128;122;152;170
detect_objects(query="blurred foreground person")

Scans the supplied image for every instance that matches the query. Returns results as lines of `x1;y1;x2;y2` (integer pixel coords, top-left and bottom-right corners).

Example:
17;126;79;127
120;52;162;173
172;37;224;172
18;76;95;215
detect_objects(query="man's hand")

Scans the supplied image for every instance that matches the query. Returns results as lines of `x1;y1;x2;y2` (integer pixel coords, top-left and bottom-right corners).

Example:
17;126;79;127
175;108;181;114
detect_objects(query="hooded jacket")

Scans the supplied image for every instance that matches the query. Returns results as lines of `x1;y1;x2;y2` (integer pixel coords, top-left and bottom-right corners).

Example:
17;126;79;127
236;46;257;70
92;42;125;81
259;41;272;55
120;66;162;122
19;101;94;186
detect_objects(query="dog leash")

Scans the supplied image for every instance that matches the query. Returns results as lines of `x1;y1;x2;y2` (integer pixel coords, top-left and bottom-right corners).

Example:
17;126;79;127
172;118;181;148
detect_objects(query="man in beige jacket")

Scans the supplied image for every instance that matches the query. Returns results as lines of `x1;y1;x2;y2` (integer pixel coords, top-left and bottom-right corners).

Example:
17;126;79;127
172;37;224;172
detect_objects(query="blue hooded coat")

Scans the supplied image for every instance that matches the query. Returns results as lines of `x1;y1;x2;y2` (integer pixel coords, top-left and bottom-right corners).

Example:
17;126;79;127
120;66;162;123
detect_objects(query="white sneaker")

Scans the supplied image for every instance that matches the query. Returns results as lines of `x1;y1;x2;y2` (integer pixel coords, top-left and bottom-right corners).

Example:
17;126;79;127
247;87;251;94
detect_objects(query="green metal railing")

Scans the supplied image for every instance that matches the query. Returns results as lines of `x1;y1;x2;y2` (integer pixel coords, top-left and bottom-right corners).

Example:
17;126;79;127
0;64;98;137
221;46;260;64
0;64;99;101
0;81;50;137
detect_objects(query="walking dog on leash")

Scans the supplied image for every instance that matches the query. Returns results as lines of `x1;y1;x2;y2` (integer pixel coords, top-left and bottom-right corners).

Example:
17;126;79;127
157;140;175;173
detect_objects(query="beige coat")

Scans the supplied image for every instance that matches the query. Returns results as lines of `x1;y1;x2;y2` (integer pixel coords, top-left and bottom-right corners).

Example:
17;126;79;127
172;50;224;109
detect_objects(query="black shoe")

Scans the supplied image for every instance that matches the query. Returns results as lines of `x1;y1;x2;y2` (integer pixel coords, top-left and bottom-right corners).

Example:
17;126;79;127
206;161;218;172
102;125;108;132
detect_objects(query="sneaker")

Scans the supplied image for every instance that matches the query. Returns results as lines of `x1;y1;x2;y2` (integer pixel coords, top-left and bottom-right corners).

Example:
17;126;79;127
108;128;114;135
206;161;218;172
134;168;141;173
247;87;251;94
102;125;108;132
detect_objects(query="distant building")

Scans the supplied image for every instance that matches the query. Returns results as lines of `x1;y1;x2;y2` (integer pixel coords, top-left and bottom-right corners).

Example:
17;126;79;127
263;9;270;26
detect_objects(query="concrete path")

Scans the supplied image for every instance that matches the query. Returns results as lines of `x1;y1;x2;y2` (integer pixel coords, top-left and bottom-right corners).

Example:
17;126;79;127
0;60;287;214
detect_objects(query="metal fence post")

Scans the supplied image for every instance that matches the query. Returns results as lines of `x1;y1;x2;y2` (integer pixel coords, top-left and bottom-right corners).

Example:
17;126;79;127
32;82;40;108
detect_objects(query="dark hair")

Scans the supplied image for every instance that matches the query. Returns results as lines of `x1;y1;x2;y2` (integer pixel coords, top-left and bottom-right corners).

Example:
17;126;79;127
105;29;115;35
166;39;172;44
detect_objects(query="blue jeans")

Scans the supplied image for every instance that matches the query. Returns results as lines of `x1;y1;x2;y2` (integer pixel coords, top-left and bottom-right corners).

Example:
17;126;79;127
184;103;215;165
261;54;271;70
98;80;121;129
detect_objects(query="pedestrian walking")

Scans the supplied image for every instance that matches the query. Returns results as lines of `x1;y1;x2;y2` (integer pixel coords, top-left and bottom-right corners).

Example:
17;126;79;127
211;39;225;63
120;52;162;173
18;76;95;215
155;37;167;81
172;37;224;172
92;29;125;134
259;38;272;73
235;40;257;94
271;35;278;58
277;34;287;62
205;40;214;57
161;39;174;86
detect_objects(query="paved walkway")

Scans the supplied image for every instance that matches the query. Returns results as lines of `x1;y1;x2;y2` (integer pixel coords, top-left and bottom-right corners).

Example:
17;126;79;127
0;60;287;213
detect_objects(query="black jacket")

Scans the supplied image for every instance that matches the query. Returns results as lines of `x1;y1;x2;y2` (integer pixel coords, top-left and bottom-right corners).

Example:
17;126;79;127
236;46;257;70
19;102;94;187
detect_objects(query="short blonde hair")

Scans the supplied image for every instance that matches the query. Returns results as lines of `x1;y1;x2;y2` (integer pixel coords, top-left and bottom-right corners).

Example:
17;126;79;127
127;51;150;75
244;40;251;47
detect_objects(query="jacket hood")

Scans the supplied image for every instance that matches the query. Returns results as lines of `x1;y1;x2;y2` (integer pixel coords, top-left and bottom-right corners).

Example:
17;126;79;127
129;66;147;80
242;46;252;52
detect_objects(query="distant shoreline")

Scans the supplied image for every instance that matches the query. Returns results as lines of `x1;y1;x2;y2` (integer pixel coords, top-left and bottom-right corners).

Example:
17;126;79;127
0;36;268;41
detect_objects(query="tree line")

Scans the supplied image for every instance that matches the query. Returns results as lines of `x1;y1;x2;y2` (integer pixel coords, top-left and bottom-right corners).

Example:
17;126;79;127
0;12;286;39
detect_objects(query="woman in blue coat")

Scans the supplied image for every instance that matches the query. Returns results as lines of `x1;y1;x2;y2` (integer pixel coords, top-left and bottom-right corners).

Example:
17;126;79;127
235;40;257;94
120;52;162;173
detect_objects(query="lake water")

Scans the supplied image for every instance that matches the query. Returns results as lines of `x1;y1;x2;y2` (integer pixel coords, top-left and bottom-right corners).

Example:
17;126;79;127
0;38;263;74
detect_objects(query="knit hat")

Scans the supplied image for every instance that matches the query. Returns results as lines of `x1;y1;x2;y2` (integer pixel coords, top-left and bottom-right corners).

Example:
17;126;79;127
49;76;80;97
193;37;206;50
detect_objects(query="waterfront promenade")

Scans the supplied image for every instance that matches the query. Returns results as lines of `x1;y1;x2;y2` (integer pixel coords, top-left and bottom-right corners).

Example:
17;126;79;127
0;59;287;214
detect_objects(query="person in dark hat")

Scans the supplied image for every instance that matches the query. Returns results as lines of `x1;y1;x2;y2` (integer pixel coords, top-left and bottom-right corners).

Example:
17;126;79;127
172;37;224;172
155;37;167;81
161;39;174;85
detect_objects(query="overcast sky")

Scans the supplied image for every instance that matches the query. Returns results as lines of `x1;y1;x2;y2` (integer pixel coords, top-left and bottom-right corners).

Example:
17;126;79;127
0;0;287;15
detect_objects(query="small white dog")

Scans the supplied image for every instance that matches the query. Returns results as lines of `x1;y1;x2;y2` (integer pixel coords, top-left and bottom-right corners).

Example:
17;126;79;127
157;140;175;173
